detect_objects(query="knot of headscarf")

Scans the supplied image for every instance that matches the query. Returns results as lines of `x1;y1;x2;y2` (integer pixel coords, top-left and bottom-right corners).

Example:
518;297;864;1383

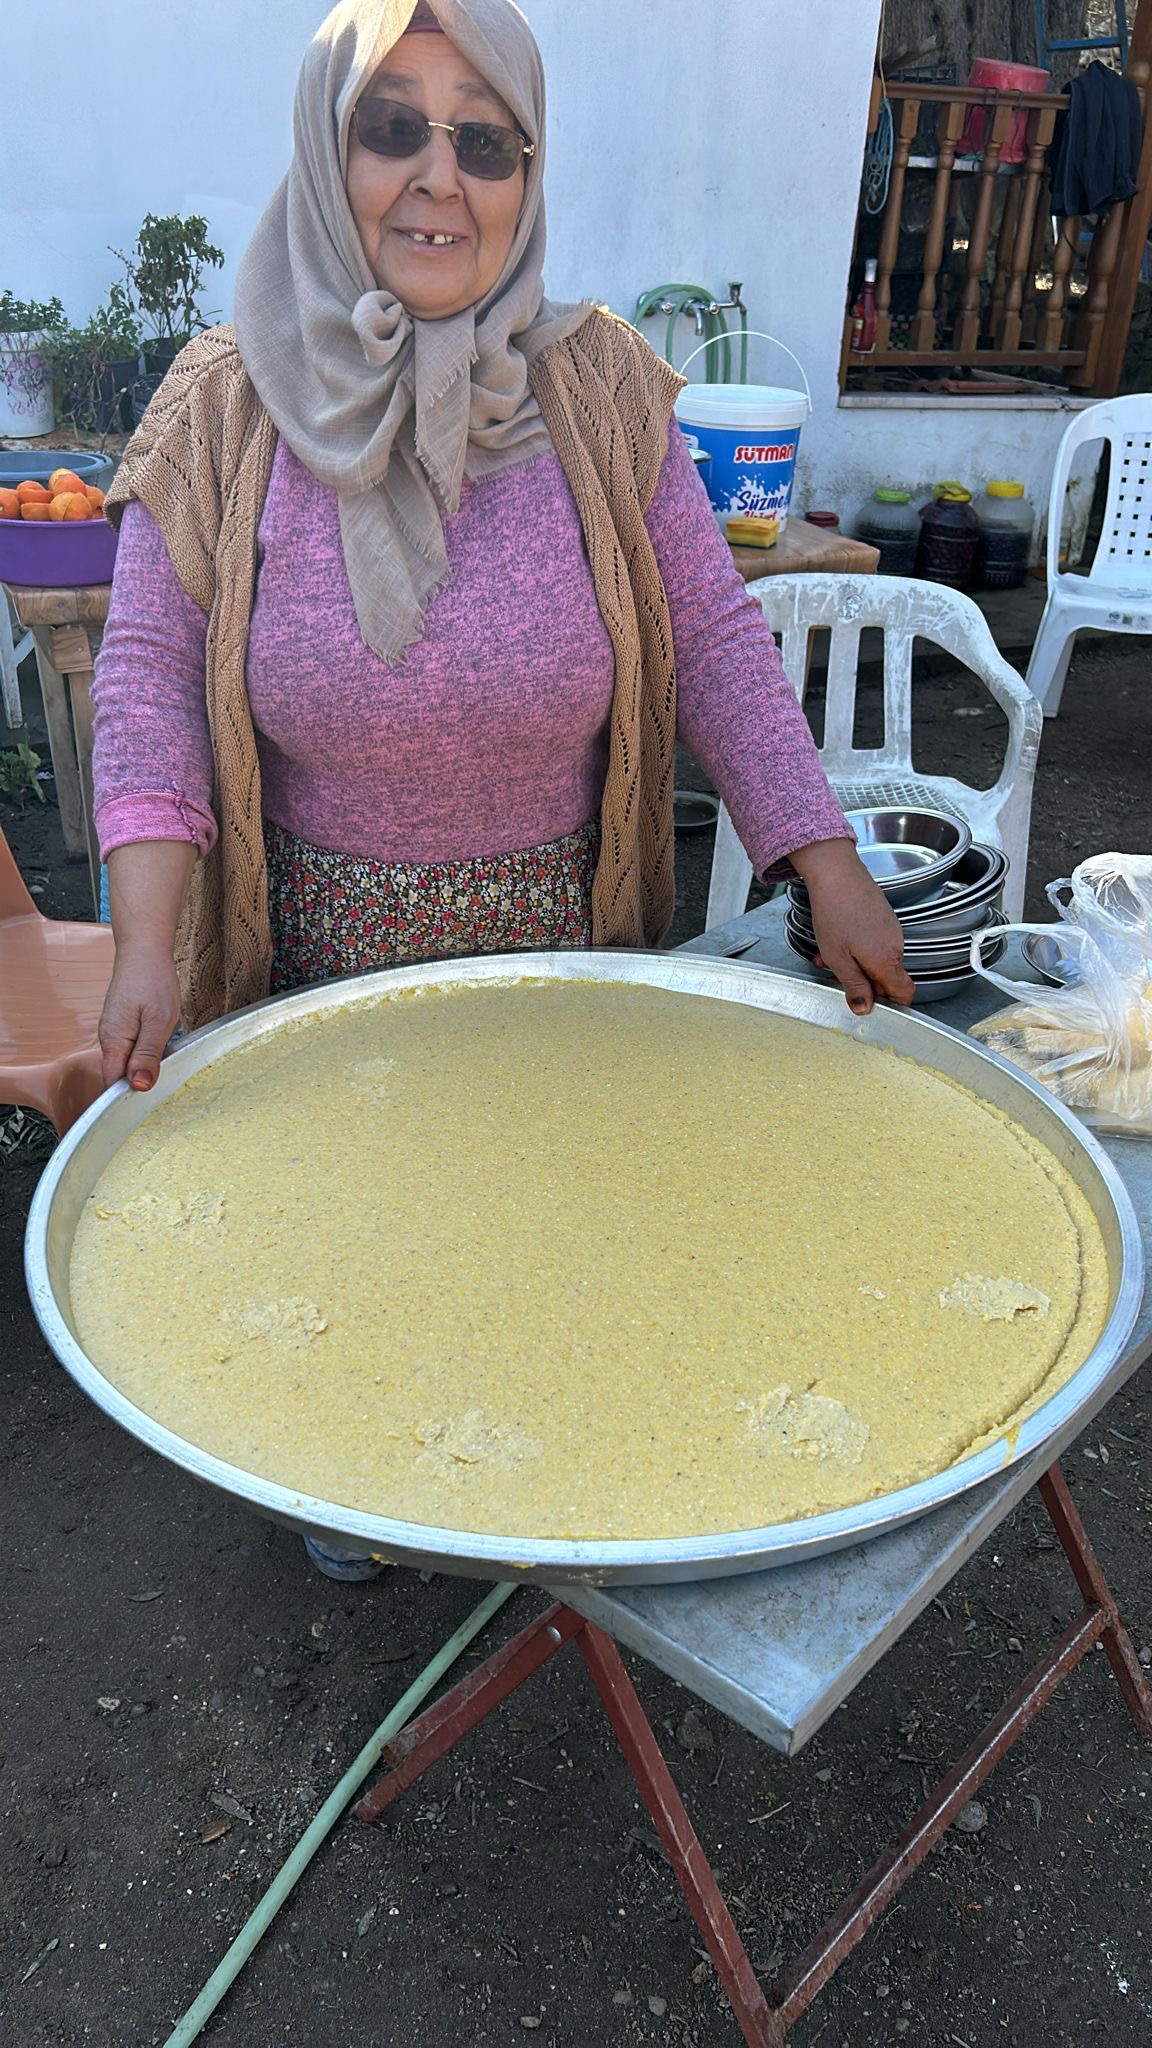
234;0;591;661
352;295;413;372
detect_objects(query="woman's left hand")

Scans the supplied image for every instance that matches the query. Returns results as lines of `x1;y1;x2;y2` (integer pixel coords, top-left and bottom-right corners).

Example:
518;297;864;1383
789;838;915;1015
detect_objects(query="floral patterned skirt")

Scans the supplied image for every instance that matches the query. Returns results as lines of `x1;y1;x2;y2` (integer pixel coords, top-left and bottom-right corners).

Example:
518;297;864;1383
265;816;600;994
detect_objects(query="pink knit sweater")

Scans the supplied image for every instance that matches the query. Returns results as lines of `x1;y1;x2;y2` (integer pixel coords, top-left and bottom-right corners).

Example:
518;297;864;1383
92;423;848;877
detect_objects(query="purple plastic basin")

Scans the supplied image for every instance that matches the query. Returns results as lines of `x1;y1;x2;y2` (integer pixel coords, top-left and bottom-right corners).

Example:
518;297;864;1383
0;513;118;587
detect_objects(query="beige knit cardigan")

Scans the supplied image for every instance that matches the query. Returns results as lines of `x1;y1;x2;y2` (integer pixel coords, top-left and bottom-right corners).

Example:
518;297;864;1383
105;311;684;1030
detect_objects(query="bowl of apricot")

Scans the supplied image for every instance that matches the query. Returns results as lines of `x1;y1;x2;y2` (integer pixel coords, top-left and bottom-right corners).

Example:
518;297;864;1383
0;467;118;585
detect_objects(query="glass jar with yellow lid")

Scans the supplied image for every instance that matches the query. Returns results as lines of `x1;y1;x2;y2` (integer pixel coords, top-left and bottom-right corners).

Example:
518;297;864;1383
976;480;1035;589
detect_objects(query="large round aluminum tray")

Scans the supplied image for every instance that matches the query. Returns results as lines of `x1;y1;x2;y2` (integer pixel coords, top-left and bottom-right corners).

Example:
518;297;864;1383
25;951;1144;1586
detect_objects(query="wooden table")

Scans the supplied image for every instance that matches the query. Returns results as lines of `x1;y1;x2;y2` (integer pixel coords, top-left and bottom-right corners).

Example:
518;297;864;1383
4;581;110;914
728;515;878;583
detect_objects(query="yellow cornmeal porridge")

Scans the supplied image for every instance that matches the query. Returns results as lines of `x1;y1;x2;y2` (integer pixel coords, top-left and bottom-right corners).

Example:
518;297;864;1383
68;980;1110;1540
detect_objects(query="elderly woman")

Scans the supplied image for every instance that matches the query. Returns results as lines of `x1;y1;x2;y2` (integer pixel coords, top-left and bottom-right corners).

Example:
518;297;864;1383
95;0;911;1096
93;1;911;1572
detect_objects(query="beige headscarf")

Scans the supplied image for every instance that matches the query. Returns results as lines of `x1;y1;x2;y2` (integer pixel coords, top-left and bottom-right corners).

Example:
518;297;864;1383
233;0;591;662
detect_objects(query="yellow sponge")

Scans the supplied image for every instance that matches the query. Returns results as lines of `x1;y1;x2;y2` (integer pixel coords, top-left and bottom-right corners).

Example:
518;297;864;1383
726;515;780;549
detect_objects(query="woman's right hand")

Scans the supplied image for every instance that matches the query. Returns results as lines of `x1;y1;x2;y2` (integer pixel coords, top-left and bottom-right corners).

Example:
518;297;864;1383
98;947;182;1091
99;840;198;1090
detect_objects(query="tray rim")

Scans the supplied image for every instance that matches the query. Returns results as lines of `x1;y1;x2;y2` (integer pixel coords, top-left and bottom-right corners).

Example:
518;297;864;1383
24;950;1145;1585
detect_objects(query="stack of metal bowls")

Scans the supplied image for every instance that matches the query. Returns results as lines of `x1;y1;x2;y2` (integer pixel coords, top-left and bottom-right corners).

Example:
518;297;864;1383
786;807;1010;1005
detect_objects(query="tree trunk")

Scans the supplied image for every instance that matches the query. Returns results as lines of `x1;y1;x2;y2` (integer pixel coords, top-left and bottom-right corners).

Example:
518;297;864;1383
882;0;1093;82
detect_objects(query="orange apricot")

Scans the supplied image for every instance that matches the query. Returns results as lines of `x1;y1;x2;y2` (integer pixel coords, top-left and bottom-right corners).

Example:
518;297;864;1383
49;492;92;522
48;467;85;496
20;501;52;521
0;487;21;520
84;485;106;512
15;479;51;505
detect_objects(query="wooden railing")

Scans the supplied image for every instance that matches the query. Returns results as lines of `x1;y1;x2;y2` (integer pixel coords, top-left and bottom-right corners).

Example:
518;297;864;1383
844;56;1152;393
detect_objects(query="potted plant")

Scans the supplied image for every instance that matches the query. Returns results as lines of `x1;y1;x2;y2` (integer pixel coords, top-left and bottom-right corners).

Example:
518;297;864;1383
48;283;142;436
0;293;65;437
114;212;224;374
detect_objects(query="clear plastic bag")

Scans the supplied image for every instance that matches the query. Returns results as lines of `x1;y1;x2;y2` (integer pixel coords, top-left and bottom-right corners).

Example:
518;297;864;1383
968;853;1152;1136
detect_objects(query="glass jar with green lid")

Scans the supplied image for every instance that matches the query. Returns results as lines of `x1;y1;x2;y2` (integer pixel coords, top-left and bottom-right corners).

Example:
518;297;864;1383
976;480;1035;589
853;487;920;575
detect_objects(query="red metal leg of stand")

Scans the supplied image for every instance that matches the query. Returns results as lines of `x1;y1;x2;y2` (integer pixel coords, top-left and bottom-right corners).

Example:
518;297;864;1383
577;1621;786;2048
353;1602;582;1822
769;1605;1104;2028
770;1462;1152;2027
1038;1461;1152;1739
351;1473;1152;2040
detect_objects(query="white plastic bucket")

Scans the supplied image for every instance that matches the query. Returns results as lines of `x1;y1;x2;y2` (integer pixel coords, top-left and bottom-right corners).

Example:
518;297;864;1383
0;334;54;437
674;333;810;533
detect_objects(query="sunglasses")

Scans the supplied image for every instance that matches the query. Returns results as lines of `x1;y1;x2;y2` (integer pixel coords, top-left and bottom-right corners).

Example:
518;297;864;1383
353;96;534;182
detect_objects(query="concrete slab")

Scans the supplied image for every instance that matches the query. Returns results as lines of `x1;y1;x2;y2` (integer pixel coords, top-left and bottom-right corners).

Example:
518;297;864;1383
971;576;1049;661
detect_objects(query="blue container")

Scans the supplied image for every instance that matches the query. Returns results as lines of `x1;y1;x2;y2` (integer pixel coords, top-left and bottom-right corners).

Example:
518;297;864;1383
683;439;713;490
0;449;116;494
675;382;811;533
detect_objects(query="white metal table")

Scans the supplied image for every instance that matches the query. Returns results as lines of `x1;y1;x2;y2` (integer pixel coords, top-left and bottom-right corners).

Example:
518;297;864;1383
565;903;1152;1752
355;904;1152;2044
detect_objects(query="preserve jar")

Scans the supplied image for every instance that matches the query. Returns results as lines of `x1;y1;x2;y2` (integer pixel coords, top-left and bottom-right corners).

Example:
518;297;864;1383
916;483;980;589
854;488;920;575
976;480;1034;589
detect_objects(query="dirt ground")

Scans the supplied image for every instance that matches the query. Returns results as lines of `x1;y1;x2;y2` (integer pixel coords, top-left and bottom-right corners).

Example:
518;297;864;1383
2;632;1150;2048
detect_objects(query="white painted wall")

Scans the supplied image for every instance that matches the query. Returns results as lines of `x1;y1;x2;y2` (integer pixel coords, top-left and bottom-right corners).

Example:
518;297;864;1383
4;0;1080;548
3;0;309;325
4;0;882;376
829;394;1100;557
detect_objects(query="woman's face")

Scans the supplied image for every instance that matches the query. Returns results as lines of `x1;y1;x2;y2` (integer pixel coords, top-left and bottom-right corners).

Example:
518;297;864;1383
346;32;527;320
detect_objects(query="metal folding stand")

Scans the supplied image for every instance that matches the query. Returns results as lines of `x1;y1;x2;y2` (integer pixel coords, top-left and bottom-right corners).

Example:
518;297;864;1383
356;1461;1152;2048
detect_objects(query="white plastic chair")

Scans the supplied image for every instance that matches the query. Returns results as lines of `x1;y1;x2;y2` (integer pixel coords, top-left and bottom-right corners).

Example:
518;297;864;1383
1025;393;1152;717
705;573;1042;928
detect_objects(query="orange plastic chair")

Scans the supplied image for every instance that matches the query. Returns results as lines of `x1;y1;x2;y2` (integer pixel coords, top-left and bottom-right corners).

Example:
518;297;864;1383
0;824;115;1135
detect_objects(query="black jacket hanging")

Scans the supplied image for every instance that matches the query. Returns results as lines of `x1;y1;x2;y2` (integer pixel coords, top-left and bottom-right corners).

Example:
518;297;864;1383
1049;60;1142;218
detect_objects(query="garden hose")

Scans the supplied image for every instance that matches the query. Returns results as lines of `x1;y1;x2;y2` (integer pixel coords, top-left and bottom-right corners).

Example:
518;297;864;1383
162;1578;518;2047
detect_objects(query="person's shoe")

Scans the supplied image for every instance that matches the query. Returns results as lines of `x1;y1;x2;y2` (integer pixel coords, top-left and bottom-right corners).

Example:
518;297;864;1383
302;1535;388;1582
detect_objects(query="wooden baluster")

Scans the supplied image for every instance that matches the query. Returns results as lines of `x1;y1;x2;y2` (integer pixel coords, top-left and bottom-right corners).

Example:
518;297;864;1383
989;176;1022;344
1020;174;1053;346
910;102;967;352
1002;108;1059;353
1038;212;1081;349
956;100;1014;354
1068;198;1126;386
839;307;857;384
873;97;921;353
